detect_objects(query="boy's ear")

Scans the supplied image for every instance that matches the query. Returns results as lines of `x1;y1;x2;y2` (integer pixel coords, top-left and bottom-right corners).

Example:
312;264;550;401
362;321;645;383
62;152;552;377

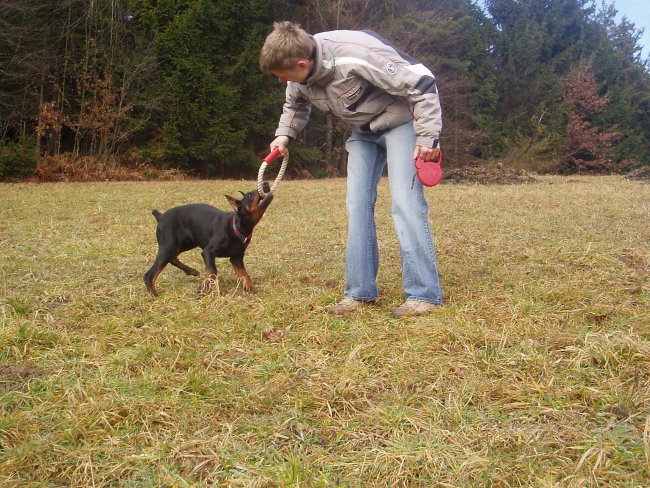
296;59;310;69
225;194;239;211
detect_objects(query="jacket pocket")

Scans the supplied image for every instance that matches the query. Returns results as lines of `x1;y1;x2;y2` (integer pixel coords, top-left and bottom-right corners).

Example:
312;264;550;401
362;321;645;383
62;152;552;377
339;79;370;113
368;100;413;133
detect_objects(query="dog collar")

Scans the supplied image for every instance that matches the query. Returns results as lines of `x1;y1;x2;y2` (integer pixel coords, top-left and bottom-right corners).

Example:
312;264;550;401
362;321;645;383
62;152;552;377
232;215;252;244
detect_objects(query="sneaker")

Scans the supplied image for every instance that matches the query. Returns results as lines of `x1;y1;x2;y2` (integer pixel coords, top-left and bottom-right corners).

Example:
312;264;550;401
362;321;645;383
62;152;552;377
392;300;440;318
329;297;379;315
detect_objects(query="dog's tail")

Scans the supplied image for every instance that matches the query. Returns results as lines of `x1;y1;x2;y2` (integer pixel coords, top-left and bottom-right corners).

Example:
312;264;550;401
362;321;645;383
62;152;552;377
152;209;162;221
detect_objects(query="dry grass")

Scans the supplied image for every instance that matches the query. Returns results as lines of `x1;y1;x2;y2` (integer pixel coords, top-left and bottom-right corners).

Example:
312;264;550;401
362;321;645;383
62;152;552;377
1;175;648;487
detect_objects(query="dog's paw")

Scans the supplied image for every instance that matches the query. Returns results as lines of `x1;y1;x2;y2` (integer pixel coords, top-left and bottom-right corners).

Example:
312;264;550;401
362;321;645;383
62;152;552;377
242;280;257;293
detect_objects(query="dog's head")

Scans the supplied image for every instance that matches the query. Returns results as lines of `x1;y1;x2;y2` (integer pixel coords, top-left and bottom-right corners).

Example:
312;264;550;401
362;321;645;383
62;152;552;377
225;181;273;226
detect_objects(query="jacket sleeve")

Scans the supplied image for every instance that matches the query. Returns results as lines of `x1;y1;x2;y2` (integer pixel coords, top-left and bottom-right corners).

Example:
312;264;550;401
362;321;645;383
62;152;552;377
275;82;312;140
345;50;442;148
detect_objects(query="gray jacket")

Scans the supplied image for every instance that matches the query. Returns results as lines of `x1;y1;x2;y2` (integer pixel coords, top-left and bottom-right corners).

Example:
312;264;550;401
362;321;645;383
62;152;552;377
276;29;442;148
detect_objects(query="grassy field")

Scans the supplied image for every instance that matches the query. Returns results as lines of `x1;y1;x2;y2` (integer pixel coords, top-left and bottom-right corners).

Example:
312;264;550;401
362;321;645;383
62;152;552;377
1;175;648;487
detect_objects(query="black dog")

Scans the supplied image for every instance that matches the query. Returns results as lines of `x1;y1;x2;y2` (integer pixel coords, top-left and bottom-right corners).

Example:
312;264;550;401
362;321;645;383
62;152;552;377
144;182;273;296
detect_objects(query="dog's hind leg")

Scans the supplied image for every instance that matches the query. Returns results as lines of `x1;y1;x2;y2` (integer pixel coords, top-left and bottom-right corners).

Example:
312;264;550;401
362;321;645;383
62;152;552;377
170;257;201;276
144;260;167;297
144;249;177;296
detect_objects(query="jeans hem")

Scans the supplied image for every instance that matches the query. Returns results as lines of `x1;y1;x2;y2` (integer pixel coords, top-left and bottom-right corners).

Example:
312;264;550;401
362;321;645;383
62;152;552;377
344;294;379;302
404;296;442;305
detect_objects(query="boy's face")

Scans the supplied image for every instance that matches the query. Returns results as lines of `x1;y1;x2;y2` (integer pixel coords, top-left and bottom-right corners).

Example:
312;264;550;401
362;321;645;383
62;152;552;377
270;59;311;84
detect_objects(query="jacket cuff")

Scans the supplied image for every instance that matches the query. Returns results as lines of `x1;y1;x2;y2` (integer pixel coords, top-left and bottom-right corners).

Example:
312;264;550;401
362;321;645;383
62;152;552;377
416;136;439;148
275;127;297;140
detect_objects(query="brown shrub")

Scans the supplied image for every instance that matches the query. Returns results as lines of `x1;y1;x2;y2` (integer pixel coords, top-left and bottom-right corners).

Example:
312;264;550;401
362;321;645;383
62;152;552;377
30;154;186;182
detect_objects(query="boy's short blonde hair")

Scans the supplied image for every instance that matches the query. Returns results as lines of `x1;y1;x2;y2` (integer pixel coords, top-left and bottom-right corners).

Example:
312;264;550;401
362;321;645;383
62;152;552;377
260;21;314;72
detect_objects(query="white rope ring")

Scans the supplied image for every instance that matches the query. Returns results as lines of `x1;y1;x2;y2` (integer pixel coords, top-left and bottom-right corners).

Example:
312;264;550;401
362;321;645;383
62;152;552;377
257;150;289;197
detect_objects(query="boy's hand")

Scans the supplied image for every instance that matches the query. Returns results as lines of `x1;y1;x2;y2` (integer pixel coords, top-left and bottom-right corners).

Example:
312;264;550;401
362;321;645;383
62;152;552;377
413;144;441;162
270;136;290;156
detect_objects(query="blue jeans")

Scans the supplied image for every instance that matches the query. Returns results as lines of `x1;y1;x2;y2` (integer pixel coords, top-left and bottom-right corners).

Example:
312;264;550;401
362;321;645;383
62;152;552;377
344;121;442;304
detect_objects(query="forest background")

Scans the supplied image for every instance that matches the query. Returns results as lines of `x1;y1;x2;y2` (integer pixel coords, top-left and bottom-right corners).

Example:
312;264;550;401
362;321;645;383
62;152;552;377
1;0;649;181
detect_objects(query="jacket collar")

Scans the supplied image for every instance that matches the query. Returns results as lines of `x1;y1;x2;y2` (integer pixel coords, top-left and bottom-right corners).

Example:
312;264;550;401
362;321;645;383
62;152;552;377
301;35;335;87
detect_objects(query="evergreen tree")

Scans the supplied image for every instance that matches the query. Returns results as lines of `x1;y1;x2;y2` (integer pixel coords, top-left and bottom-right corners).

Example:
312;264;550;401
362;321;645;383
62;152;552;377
485;0;594;163
590;3;650;168
132;0;299;176
484;0;649;170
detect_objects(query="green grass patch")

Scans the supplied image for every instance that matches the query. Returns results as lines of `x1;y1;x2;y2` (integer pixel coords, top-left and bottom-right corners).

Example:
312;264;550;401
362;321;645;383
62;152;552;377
1;176;648;486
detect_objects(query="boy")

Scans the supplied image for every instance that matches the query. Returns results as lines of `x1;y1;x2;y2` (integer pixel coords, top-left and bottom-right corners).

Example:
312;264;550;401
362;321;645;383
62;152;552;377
260;21;442;317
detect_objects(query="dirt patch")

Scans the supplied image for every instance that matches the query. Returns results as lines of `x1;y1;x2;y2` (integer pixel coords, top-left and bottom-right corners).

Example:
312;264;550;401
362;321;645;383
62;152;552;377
624;166;650;181
442;165;537;185
1;364;48;392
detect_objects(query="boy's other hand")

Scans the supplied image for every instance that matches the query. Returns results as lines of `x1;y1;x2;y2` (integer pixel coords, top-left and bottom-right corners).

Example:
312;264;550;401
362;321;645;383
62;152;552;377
413;145;441;162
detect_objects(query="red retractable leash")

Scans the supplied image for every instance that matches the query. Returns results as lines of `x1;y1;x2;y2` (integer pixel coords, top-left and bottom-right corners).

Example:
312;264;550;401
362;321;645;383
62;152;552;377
414;150;443;187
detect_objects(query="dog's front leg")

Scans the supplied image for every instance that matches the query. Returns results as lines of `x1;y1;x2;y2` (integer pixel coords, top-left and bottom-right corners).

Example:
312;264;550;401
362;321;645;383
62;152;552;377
230;255;256;293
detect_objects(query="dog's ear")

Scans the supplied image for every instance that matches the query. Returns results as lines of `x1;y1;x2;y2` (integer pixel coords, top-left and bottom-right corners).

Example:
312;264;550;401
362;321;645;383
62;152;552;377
225;194;240;211
239;191;247;199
